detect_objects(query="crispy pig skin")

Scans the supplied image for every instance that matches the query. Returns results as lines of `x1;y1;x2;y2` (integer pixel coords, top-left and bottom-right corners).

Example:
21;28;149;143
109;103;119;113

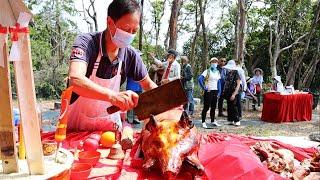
141;111;204;178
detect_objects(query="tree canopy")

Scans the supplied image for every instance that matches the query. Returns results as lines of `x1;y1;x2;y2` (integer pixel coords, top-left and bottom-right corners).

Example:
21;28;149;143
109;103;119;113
19;0;320;98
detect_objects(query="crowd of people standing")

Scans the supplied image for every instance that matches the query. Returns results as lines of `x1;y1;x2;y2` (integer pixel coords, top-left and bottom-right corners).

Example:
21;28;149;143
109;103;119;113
127;48;264;128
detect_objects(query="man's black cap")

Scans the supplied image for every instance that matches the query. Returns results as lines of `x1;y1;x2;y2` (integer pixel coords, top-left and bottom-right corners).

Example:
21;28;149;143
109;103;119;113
167;49;179;58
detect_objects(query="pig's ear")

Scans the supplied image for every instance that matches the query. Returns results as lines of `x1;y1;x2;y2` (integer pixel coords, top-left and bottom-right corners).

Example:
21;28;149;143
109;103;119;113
146;115;158;131
179;111;193;129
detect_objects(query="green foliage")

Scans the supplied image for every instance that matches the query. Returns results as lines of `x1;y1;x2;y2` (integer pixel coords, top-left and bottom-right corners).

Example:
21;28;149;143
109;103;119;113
23;0;78;99
131;32;166;66
183;31;233;76
16;0;319;100
150;0;165;21
183;0;319;90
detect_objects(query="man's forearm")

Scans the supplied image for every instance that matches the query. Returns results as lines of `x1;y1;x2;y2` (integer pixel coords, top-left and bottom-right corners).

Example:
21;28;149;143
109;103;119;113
140;75;157;91
153;57;162;66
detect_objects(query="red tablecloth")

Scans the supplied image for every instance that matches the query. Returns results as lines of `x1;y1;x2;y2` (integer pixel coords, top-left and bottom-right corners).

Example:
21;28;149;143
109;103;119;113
261;93;313;123
42;132;317;180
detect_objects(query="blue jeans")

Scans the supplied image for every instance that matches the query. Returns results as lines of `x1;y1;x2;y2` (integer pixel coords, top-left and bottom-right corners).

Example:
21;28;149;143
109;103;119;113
184;89;194;115
126;91;142;122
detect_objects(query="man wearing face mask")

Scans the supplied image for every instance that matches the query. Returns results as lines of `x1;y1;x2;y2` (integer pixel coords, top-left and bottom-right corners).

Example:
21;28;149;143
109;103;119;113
66;0;157;131
198;57;222;128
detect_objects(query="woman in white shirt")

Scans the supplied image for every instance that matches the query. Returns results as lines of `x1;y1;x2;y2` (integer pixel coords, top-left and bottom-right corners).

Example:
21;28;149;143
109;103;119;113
198;57;221;128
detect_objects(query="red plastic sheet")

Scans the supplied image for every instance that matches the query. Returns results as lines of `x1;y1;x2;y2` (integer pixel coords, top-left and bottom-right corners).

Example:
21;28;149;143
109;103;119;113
261;93;313;123
199;139;284;180
41;132;317;179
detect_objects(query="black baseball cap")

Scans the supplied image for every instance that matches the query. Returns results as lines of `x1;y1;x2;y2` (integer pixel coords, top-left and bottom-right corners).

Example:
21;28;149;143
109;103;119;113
167;49;179;58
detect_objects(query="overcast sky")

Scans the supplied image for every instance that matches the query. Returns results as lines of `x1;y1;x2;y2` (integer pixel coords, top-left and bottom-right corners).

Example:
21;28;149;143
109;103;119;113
74;0;225;52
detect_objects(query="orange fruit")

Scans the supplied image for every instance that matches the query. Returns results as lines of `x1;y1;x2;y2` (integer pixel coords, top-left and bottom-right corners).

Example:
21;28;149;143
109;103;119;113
100;131;115;148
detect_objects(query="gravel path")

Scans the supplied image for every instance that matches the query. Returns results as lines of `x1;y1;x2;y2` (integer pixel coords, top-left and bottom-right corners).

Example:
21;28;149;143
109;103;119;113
191;108;320;137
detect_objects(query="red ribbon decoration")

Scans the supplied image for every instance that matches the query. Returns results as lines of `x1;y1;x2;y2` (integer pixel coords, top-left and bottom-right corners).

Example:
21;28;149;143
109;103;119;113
9;23;29;41
0;24;8;34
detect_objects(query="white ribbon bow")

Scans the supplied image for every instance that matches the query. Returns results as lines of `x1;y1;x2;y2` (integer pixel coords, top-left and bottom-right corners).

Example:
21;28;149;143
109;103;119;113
9;12;32;62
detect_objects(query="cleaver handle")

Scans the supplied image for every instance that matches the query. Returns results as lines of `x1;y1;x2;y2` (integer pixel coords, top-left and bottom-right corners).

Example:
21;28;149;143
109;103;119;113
107;106;120;114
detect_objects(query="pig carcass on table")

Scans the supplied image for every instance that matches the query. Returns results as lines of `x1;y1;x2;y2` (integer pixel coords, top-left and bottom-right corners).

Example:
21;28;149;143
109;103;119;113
141;110;204;179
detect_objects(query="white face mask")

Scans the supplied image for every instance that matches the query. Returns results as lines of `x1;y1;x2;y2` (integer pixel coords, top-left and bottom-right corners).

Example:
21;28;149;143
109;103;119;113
109;21;136;48
210;63;218;69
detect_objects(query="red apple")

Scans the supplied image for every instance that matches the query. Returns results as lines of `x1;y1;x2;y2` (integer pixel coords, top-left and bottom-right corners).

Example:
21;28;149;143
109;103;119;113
88;133;101;142
83;138;99;151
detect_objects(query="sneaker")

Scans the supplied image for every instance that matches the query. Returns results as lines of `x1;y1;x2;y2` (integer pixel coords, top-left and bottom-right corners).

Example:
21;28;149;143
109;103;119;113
228;121;234;125
234;121;241;126
211;121;221;127
202;122;208;129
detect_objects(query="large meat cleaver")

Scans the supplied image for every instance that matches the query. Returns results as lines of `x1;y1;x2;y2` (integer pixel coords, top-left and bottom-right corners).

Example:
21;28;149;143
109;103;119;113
107;79;188;120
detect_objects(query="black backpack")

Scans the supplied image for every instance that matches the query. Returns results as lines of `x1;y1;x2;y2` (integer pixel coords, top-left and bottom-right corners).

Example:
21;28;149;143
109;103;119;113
222;70;239;99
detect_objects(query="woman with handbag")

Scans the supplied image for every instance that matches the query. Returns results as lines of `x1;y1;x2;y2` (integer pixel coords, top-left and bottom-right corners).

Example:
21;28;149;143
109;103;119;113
251;68;264;107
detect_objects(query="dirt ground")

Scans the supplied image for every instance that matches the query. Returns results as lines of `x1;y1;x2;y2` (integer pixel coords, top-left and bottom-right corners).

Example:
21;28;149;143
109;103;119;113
130;104;320;137
15;100;320;138
192;107;320;137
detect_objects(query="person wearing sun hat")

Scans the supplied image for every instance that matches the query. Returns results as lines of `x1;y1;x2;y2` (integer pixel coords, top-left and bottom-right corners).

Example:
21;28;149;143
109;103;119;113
251;68;264;107
245;77;258;111
236;63;247;118
198;57;222;128
221;60;242;126
272;75;285;92
222;60;247;122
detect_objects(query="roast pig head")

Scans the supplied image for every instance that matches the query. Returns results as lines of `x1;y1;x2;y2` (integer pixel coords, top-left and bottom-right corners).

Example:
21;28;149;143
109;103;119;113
141;111;204;179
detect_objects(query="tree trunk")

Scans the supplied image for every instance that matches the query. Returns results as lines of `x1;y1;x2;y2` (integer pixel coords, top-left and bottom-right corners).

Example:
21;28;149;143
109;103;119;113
164;26;170;50
234;1;239;60
155;0;166;50
139;0;144;50
268;6;306;78
285;0;320;86
168;0;181;49
237;0;246;66
268;21;275;77
299;38;320;88
272;34;282;78
190;2;199;69
87;0;98;32
154;14;158;45
269;7;285;78
198;0;208;71
82;0;93;32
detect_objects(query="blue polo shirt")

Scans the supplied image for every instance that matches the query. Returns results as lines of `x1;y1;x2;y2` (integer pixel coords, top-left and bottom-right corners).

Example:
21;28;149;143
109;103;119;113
69;31;147;103
126;77;142;93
